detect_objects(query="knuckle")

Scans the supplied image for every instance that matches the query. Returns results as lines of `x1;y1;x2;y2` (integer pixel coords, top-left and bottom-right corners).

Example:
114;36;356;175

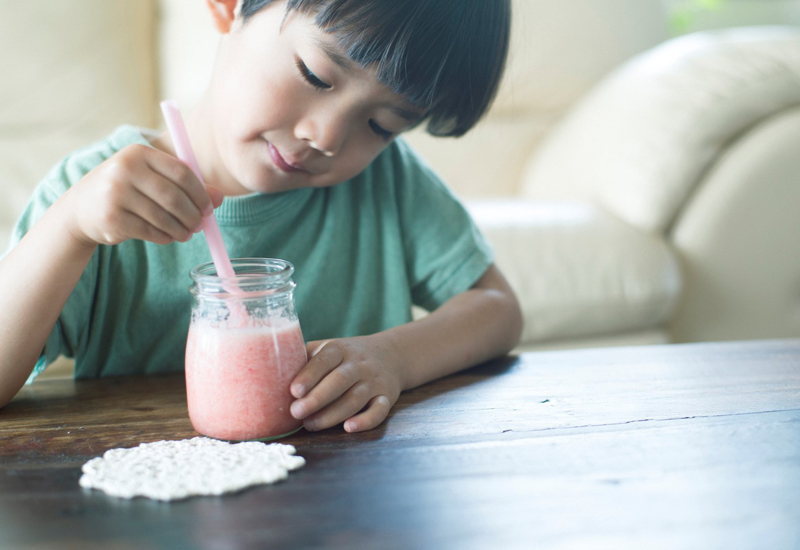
126;143;148;155
161;189;184;213
101;231;118;245
317;341;341;361
167;158;194;187
98;209;117;230
350;382;370;401
169;156;188;177
103;159;130;183
118;144;146;168
103;145;148;185
328;367;351;390
100;169;132;203
375;395;391;408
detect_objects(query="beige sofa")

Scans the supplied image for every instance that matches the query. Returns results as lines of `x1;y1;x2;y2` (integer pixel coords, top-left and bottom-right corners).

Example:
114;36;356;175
2;0;799;357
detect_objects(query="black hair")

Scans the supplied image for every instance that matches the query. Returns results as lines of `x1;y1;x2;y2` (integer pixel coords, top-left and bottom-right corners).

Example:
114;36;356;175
239;0;511;137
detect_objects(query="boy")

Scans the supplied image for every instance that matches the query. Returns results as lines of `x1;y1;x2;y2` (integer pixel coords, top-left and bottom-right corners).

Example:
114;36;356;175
0;0;522;433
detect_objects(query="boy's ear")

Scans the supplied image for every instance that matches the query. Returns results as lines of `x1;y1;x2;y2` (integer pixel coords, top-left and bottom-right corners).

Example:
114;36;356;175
206;0;239;34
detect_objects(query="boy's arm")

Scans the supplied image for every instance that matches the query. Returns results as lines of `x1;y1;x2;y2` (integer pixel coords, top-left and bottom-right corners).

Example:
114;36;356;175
387;264;522;390
0;201;97;408
0;144;220;409
289;264;523;432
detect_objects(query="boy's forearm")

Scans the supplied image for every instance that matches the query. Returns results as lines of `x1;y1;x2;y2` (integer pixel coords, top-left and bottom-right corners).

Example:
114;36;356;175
386;265;523;391
0;196;95;407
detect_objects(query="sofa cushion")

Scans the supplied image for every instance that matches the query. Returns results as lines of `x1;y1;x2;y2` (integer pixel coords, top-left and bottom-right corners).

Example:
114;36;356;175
468;200;681;343
520;26;800;233
0;0;158;248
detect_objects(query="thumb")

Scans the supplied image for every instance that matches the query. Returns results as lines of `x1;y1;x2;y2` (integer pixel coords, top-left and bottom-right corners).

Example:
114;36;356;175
206;185;224;209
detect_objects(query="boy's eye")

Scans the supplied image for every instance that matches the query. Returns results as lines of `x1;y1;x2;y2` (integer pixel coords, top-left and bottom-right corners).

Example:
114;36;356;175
296;59;332;90
369;120;393;141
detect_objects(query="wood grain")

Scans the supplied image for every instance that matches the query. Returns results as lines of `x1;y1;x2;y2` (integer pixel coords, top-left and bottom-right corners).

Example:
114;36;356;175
1;339;799;549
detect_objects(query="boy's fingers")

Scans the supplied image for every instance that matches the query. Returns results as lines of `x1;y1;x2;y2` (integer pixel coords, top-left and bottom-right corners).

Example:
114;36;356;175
290;341;338;398
145;148;214;218
117;210;175;246
133;170;203;233
128;188;194;242
301;383;373;432
344;395;392;433
290;363;355;419
206;185;224;211
306;340;331;358
290;357;357;420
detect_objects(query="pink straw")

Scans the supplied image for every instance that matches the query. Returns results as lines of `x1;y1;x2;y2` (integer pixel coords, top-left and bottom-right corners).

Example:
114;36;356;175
160;100;235;280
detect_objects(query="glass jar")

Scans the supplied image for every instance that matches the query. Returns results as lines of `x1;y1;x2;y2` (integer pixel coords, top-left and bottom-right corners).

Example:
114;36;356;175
185;258;307;441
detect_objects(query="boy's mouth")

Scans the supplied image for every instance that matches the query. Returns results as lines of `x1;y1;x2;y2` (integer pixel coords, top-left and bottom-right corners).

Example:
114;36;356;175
267;141;306;173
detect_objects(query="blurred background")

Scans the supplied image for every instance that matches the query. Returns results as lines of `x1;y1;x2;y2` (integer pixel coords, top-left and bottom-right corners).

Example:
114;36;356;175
667;0;799;34
1;0;799;372
2;0;797;218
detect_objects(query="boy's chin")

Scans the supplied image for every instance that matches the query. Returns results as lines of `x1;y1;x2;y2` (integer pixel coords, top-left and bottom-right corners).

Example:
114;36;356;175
236;161;343;194
240;171;310;195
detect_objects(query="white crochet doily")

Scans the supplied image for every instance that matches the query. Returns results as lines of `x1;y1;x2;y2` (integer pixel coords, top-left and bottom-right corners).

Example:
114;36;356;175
79;437;305;501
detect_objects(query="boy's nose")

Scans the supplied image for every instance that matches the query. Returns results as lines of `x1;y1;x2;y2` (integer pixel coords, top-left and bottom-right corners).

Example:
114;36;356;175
295;110;348;157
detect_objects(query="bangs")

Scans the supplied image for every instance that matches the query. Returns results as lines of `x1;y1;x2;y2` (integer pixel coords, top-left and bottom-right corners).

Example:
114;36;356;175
241;0;511;137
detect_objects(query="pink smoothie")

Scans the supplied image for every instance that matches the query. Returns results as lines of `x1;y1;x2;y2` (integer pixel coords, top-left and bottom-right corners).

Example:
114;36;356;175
185;319;307;441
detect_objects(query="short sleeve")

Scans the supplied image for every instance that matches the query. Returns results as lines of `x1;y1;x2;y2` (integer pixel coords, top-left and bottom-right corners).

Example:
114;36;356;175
390;139;494;311
2;160;99;384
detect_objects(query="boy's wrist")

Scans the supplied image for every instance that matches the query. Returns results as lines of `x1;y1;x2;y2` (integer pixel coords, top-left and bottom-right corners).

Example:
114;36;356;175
51;192;99;254
374;328;417;392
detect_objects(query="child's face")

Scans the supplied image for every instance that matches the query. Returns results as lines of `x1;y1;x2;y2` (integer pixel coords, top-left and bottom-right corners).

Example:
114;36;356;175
203;2;424;195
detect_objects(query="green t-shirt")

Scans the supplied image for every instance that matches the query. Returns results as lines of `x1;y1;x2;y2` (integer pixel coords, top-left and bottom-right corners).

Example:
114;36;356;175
6;125;493;382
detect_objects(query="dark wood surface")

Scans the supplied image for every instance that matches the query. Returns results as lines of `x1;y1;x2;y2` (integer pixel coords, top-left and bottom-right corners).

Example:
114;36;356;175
2;339;799;550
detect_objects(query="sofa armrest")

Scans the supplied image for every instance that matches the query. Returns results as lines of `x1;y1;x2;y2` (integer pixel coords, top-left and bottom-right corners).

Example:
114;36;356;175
467;200;681;344
669;106;800;343
520;26;800;234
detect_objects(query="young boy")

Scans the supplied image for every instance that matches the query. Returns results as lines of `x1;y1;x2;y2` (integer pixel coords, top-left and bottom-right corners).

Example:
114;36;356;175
0;0;522;433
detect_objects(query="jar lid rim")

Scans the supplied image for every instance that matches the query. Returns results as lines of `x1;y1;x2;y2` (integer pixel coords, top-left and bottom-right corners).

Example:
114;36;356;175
189;258;295;285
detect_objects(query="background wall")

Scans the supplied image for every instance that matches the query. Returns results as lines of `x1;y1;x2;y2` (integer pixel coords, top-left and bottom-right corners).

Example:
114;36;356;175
0;0;158;250
2;0;796;250
664;0;800;35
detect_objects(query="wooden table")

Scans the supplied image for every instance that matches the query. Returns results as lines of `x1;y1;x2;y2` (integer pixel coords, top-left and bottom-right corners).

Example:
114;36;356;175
2;340;799;549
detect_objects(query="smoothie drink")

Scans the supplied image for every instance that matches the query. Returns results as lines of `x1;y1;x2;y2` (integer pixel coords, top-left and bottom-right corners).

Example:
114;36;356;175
185;319;307;441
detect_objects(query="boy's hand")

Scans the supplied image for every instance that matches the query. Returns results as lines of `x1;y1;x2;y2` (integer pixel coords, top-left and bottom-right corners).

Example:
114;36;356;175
61;144;223;248
289;335;406;433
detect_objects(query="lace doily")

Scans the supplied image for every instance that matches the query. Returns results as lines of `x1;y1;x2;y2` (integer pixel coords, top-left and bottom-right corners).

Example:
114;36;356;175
79;437;305;501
